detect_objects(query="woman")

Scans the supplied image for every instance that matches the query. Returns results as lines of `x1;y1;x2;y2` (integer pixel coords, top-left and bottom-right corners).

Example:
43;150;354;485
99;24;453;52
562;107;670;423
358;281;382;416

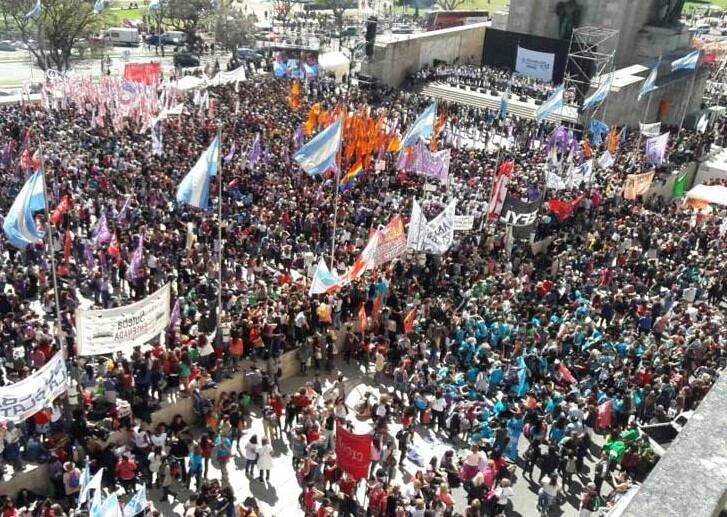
538;474;561;516
199;434;214;478
256;437;274;483
215;431;233;480
491;478;515;516
436;484;455;511
461;444;485;481
465;472;487;504
188;444;204;491
244;435;259;477
504;412;524;461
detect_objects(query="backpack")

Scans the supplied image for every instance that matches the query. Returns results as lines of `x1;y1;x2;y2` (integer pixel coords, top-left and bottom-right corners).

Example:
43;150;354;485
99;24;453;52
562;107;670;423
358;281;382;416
68;470;81;489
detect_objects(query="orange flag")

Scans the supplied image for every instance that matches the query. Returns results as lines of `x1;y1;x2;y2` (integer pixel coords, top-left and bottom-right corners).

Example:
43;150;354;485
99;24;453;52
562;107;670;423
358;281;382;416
372;296;382;322
358;304;367;334
583;138;592;159
387;134;401;153
50;194;70;226
607;128;619;154
403;308;416;334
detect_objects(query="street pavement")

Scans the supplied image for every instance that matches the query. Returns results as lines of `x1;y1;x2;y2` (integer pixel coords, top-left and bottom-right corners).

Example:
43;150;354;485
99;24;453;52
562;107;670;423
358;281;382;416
121;360;593;516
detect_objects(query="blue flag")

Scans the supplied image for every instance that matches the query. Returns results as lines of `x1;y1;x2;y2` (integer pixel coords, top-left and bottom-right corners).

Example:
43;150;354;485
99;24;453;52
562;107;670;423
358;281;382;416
25;0;41;18
671;50;700;72
2;168;46;249
247;133;261;168
148;0;160;10
589;119;609;146
400;102;436;149
638;64;658;100
535;85;564;123
176;135;220;209
498;88;509;120
122;486;147;517
293;118;342;176
93;0;105;14
582;72;613;111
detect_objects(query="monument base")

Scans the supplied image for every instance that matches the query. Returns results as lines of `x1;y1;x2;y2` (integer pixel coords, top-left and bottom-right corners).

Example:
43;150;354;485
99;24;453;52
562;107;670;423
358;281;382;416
635;24;692;60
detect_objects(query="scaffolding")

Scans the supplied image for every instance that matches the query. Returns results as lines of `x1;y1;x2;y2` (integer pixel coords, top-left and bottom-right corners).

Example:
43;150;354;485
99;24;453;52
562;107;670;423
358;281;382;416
563;26;620;117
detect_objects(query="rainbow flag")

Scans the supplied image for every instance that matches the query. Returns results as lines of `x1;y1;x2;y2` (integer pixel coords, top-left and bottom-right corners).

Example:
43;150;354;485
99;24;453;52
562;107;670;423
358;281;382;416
339;162;363;192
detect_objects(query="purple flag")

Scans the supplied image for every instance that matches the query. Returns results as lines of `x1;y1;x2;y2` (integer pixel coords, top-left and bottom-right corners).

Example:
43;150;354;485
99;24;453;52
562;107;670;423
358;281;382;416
126;235;144;281
293;126;304;150
117;196;131;225
527;184;540;202
223;143;236;162
248;133;261;168
410;140;450;183
167;298;181;330
92;212;112;247
645;132;669;166
264;142;270;164
84;240;96;269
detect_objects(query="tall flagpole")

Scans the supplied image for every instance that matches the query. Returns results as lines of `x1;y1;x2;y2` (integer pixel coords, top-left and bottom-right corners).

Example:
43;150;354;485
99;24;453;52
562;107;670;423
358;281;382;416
217;127;223;325
330;119;342;264
39;151;64;350
637;55;661;154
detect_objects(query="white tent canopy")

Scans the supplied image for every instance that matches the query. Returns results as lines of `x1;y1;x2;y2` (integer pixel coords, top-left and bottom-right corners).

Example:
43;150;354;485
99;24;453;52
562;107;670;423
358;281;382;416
210;66;247;86
685;184;727;206
318;51;350;82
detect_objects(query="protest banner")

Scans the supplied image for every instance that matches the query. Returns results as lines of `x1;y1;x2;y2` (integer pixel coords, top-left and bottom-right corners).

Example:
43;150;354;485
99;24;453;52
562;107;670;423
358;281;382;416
422;199;457;254
623;171;655;200
375;215;407;266
454;215;474;231
335;422;371;479
0;351;67;423
499;194;542;239
123;62;161;85
76;283;171;356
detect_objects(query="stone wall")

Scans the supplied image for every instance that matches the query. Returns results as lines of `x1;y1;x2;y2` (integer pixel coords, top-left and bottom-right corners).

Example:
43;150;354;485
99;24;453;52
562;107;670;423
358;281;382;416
362;23;488;88
506;0;660;68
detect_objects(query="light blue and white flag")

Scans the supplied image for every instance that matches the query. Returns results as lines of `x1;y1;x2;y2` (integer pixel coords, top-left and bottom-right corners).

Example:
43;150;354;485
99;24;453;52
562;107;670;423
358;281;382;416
79;467;104;505
293;118;342;176
582;72;613;112
638;64;658;100
2;168;46;249
498;88;509;120
148;0;161;10
645;131;669;166
89;488;103;517
400;102;436;149
122;486;147;517
151;119;163;156
93;0;105;14
78;465;91;504
176;135;220;209
94;493;122;517
589;119;609;146
535;85;564;123
25;0;41;19
671;50;700;72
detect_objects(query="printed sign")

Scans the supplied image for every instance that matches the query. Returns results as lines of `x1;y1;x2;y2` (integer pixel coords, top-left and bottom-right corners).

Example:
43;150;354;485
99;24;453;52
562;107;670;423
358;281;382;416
499;194;542;239
0;351;67;423
516;46;555;82
375;215;407;266
76;283;171;356
454;215;474;231
335;422;372;479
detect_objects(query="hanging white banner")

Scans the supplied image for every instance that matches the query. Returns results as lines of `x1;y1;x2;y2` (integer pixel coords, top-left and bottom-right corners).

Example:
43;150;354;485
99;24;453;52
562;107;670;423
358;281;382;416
0;351;67;423
454;215;475;231
76;283;171;356
515;46;555;82
639;122;661;137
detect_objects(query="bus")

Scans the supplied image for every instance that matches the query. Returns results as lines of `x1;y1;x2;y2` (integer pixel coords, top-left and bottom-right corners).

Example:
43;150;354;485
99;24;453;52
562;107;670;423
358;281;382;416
424;10;489;31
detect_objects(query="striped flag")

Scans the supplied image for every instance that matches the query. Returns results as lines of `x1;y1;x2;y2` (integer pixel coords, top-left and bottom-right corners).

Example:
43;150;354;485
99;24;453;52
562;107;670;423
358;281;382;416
535;85;564;123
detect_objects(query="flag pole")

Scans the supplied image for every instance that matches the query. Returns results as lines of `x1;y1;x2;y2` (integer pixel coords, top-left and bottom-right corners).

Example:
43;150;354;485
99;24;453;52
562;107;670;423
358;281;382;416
637;55;661;153
217;127;223;326
330;119;342;264
39;151;64;350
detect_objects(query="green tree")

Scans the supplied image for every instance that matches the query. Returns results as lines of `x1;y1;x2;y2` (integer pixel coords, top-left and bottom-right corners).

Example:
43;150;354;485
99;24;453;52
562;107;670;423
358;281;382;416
0;0;100;71
436;0;465;10
272;0;294;27
162;0;217;50
214;1;254;58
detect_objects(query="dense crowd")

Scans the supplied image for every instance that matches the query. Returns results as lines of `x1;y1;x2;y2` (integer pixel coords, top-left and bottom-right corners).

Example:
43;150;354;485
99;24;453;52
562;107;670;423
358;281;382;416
0;59;724;517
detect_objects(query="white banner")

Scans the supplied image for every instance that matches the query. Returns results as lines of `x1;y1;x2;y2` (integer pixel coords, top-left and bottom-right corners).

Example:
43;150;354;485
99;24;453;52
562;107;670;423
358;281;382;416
0;351;67;423
515;46;555;82
76;283;171;356
639;122;661;137
454;215;474;231
423;199;457;254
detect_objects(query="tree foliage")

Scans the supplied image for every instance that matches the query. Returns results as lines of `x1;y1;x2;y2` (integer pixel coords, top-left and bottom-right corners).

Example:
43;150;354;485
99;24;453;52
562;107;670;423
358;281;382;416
214;1;255;56
436;0;465;10
161;0;216;47
0;0;100;71
272;0;294;26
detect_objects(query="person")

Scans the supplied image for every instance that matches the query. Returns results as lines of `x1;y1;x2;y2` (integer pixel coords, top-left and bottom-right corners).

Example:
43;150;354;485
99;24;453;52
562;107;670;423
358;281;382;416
62;461;82;504
593;451;610;494
159;456;177;502
188;444;204;490
215;431;233;481
538;474;561;516
578;482;601;517
256;437;274;483
115;454;137;494
244;435;259;477
491;478;515;516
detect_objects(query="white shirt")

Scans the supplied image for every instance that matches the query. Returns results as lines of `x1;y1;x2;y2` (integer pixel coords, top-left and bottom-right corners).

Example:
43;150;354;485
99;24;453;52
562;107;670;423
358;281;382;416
150;432;167;448
431;397;446;412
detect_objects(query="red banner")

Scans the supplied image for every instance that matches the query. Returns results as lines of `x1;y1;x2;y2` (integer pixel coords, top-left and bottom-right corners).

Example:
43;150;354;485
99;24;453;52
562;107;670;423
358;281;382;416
335;423;371;480
374;214;407;267
123;62;161;85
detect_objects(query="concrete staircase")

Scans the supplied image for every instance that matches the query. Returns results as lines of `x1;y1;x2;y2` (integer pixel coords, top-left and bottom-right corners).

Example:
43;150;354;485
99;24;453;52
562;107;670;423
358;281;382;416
420;82;580;124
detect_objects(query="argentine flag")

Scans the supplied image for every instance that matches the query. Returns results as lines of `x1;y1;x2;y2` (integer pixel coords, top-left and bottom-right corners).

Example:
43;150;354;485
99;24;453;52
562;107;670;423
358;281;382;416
148;0;161;10
498;88;509;120
294;118;342;176
25;0;41;19
122;486;147;517
93;0;105;14
582;72;613;112
671;50;700;72
3;168;46;249
638;64;658;101
535;85;564;123
176;135;220;209
400;102;436;149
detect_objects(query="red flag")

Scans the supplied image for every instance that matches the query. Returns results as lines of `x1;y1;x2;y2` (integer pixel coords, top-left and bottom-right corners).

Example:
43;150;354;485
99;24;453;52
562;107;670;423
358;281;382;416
403;308;416;334
559;362;576;384
547;194;584;223
487;173;510;220
497;160;514;176
596;400;612;429
372;296;382;323
50;194;70;226
335;422;372;479
108;233;119;258
358;304;367;334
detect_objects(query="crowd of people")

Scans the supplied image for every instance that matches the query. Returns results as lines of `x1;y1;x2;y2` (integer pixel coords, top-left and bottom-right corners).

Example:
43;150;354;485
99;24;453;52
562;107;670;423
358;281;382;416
0;49;724;517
